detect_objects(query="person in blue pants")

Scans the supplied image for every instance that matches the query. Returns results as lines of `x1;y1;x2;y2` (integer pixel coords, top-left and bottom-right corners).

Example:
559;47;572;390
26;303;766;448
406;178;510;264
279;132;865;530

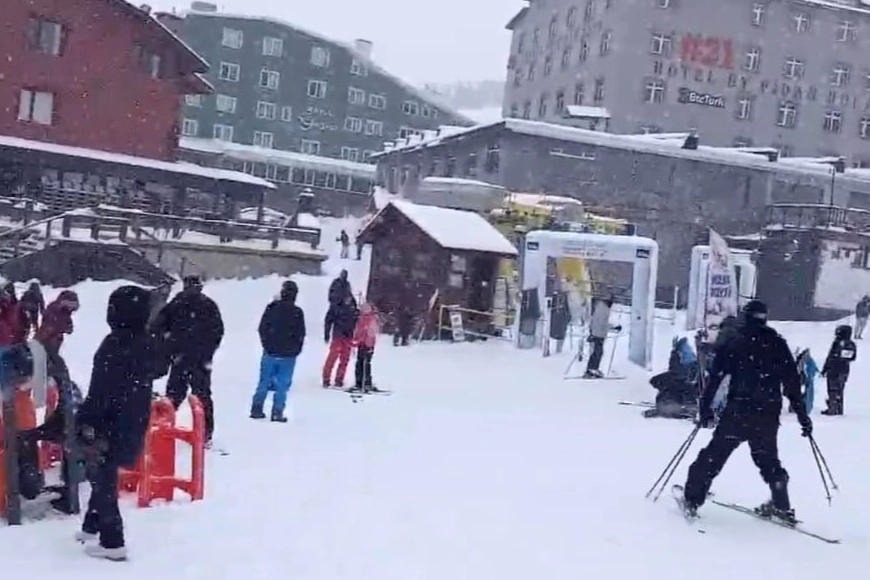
251;281;306;422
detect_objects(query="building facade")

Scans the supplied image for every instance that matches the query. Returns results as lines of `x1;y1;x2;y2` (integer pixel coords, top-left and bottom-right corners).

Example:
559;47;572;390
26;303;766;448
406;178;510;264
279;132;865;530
158;4;472;164
178;136;376;215
1;0;211;160
503;0;870;163
373;119;870;296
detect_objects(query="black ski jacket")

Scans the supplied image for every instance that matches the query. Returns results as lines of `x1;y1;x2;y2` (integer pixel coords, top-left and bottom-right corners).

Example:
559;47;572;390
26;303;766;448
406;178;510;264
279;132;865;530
259;297;306;357
328;277;352;306
324;300;357;342
822;338;856;377
701;320;805;423
153;290;224;361
77;286;161;468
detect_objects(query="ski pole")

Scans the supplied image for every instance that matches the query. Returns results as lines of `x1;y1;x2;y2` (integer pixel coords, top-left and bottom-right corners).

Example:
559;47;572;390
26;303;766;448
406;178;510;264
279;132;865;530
605;331;618;377
645;424;700;501
810;436;839;491
808;436;839;504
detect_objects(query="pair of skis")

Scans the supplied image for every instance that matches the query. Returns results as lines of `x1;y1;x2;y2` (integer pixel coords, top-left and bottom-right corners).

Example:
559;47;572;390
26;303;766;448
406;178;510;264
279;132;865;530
323;385;392;402
671;485;840;544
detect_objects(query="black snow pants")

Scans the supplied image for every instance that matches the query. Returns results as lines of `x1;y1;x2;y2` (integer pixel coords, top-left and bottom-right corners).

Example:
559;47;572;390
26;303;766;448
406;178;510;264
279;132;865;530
586;337;605;372
684;415;790;510
166;357;214;440
82;458;124;549
354;346;374;388
825;372;847;415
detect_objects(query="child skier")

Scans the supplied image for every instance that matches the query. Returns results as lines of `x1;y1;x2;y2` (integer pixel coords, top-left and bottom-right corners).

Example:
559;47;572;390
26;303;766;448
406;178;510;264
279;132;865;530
820;324;856;416
351;302;380;393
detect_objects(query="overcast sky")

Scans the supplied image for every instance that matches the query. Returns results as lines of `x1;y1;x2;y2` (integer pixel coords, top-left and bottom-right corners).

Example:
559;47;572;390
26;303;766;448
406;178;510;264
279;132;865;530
149;0;521;85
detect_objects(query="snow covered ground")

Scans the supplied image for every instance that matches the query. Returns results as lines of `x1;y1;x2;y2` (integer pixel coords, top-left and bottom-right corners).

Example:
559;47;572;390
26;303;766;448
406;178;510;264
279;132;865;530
0;217;867;578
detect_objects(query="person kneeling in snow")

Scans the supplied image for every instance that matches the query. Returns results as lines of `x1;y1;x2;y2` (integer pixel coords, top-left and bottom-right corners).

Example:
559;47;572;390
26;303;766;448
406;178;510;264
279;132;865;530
646;336;699;419
76;285;163;561
251;281;306;422
349;302;381;393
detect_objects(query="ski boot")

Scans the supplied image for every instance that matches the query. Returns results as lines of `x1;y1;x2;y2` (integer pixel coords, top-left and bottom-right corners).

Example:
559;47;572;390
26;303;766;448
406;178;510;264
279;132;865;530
754;501;798;527
250;403;266;419
322;378;330;388
271;410;288;423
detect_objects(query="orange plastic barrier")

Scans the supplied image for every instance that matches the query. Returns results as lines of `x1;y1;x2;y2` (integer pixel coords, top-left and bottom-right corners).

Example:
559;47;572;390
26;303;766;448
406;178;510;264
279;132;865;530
118;395;206;508
0;390;40;517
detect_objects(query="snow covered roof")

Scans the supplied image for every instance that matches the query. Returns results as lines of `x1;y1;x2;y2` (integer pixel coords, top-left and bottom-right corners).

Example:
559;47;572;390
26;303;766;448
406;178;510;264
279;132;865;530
0;135;274;188
178;10;472;125
459;107;504;125
564;106;611;119
800;0;870;17
179;138;376;178
373;118;870;185
367;200;517;256
423;177;506;189
508;193;584;208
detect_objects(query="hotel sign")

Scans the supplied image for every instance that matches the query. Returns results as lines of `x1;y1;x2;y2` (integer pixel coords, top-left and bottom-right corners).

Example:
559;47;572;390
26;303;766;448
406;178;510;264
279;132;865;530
678;88;725;108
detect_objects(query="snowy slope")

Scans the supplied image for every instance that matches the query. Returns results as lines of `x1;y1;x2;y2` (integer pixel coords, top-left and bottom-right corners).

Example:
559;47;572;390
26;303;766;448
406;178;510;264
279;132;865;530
0;220;866;578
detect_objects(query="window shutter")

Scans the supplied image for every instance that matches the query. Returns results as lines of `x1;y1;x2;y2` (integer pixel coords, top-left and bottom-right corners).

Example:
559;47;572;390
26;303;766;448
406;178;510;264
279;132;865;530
32;92;54;124
26;18;38;49
17;90;32;121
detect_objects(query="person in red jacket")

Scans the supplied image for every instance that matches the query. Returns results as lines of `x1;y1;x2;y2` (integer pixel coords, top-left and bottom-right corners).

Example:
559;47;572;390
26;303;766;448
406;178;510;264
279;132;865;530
351;302;381;393
35;289;79;381
0;283;26;346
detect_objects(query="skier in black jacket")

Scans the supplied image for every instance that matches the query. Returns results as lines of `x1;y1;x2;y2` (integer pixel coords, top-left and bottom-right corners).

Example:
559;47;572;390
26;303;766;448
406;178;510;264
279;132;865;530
76;285;162;561
322;294;357;387
251;280;306;421
153;275;224;443
328;269;352;306
680;300;812;525
820;324;856;416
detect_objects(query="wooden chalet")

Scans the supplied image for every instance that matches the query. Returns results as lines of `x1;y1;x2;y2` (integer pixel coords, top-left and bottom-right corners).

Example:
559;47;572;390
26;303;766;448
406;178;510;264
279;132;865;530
357;199;518;336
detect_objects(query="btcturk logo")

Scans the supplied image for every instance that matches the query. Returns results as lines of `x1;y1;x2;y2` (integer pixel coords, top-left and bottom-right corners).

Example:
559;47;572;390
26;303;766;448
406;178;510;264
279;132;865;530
678;87;726;108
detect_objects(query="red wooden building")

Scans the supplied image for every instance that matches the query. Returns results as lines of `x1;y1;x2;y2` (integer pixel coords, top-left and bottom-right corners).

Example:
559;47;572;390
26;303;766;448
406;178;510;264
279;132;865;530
0;0;211;161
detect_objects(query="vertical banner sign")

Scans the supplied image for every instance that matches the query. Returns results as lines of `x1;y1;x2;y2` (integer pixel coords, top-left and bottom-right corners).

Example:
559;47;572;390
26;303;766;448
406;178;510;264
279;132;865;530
703;229;738;343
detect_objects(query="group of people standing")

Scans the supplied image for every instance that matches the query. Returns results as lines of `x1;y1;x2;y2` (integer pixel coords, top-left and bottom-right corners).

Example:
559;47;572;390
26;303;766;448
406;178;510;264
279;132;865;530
2;275;225;562
249;269;383;423
322;269;380;391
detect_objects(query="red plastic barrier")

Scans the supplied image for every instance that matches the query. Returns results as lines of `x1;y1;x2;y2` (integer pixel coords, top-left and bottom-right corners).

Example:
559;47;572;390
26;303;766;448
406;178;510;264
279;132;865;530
118;395;206;508
0;390;40;517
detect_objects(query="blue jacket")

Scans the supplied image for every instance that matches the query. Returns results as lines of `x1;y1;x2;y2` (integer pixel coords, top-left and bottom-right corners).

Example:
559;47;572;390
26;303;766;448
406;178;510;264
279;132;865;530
798;352;819;414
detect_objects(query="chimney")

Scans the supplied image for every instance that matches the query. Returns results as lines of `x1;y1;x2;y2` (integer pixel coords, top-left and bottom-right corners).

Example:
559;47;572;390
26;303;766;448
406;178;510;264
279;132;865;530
354;39;373;59
140;4;152;13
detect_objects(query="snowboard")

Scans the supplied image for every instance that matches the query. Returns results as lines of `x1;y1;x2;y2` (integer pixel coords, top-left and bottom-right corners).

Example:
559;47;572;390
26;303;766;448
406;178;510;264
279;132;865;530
60;380;84;515
1;382;21;525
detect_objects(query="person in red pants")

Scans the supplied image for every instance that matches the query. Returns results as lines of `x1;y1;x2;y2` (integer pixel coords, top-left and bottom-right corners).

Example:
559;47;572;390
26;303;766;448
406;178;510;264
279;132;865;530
322;294;358;388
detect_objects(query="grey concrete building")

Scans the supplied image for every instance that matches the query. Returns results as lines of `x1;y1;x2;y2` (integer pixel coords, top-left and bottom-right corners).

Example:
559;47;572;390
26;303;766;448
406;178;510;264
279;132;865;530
372;119;870;296
502;0;870;164
156;3;471;164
